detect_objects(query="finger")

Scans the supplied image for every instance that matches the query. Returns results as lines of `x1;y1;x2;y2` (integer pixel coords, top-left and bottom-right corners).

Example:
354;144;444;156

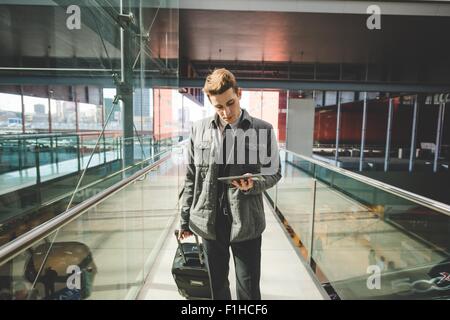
231;181;239;188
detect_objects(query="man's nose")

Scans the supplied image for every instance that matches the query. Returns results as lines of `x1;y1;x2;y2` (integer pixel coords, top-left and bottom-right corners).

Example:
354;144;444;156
224;108;232;118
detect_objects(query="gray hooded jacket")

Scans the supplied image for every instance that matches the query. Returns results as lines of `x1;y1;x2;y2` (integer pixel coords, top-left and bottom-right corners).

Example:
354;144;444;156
180;109;281;243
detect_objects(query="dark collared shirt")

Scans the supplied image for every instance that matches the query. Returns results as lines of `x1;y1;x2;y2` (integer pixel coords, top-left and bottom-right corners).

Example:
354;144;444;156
216;109;243;135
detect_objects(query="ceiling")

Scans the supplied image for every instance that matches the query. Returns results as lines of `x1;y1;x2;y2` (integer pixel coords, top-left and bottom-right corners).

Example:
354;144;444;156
179;9;450;83
0;3;449;87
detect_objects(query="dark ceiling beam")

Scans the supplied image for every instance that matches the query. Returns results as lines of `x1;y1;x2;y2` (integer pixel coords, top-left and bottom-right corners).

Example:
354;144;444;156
178;78;450;94
2;74;449;93
0;73;179;88
0;75;115;87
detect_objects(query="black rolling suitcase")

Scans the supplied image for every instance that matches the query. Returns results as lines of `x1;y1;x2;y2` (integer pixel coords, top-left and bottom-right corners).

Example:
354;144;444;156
172;230;212;300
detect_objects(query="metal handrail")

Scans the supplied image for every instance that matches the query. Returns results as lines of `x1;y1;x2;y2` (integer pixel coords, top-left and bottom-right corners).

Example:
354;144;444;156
0;133;153;141
283;148;450;216
0;145;183;266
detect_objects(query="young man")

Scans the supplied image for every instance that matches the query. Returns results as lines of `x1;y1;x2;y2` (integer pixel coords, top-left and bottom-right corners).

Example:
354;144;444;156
178;68;281;300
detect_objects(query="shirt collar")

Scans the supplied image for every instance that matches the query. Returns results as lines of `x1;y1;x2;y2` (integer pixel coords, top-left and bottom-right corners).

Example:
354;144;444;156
210;108;252;129
219;109;241;130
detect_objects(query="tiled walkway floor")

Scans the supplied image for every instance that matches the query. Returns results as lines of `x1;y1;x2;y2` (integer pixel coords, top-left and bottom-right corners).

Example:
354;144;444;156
138;198;327;300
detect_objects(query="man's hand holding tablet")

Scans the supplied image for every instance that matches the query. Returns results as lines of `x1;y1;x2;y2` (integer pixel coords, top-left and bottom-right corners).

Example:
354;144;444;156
217;173;265;191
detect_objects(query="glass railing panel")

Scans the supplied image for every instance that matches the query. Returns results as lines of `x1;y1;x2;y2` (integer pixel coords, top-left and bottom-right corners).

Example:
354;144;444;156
142;148;183;278
265;187;277;208
0;232;59;300
0;148;182;300
318;157;450;300
177;144;187;191
276;151;315;251
71;136;166;200
39;146;122;207
267;149;450;300
0;136;170;247
0;134;83;176
0;0;180;299
54;135;79;165
0;136;44;176
316;188;449;299
0;138;25;174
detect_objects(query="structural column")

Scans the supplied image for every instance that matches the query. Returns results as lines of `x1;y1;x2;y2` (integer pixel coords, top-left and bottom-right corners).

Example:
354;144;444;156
334;91;341;165
359;92;368;171
433;94;447;172
20;85;25;134
47;86;52;133
408;95;420;172
73;86;79;133
384;97;394;172
121;0;135;167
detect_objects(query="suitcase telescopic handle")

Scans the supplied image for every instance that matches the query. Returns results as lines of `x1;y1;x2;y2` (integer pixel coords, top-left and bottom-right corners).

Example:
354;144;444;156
174;230;204;266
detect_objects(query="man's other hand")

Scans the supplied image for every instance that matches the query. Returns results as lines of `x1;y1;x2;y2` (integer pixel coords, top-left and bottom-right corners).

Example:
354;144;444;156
231;173;254;191
178;229;193;240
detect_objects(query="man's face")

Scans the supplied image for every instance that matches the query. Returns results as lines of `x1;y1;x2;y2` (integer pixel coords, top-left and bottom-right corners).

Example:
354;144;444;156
209;87;242;124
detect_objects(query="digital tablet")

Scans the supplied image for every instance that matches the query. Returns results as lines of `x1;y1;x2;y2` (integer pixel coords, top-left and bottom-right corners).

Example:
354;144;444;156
217;174;265;184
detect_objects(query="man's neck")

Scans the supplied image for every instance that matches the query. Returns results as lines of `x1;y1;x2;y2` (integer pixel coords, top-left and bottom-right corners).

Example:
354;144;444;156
218;109;242;130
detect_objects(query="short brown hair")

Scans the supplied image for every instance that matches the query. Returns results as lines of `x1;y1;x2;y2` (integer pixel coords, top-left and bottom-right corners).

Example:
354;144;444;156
203;68;238;97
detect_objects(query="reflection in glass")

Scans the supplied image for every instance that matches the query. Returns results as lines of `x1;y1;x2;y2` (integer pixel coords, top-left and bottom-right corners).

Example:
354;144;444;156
268;150;449;300
0;0;181;300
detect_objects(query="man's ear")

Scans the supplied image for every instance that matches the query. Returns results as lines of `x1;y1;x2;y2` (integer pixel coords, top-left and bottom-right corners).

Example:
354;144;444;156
237;88;242;99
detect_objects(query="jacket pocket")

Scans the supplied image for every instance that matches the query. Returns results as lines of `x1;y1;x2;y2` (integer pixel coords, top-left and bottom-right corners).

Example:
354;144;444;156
194;142;211;167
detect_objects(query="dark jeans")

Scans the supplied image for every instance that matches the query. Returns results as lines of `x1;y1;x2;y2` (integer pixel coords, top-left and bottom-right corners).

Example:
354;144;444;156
203;208;262;300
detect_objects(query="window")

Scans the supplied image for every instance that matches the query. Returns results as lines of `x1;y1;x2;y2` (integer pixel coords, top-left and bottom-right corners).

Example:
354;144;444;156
23;95;49;132
0;93;22;134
